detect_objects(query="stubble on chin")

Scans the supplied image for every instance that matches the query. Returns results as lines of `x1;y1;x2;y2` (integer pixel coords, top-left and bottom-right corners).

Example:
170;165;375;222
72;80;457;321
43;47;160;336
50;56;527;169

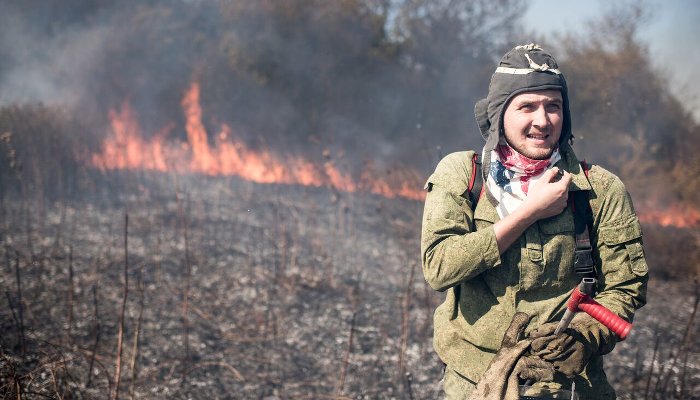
525;147;556;160
504;139;556;160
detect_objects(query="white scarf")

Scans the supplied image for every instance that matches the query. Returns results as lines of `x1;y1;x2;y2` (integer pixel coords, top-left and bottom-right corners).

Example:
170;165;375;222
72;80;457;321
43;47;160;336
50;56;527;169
485;146;561;218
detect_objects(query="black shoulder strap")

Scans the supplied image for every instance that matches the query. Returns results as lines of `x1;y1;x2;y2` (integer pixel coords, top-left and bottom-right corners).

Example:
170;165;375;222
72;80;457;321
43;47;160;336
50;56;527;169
571;161;596;278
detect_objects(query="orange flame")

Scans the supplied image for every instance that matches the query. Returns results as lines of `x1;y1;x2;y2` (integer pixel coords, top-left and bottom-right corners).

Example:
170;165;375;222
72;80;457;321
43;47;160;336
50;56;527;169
91;103;178;172
637;203;700;228
88;82;700;226
90;82;426;201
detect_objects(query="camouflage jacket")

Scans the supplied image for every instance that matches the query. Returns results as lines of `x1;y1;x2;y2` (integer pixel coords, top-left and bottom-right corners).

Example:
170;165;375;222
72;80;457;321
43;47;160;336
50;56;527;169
421;144;648;398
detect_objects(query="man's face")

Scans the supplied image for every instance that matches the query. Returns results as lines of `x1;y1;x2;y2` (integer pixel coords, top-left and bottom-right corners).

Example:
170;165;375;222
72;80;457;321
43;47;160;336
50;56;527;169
502;90;563;160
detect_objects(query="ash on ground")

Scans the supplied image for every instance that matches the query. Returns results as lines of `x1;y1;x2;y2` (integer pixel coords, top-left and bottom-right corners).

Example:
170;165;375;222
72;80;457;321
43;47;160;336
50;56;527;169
0;174;697;399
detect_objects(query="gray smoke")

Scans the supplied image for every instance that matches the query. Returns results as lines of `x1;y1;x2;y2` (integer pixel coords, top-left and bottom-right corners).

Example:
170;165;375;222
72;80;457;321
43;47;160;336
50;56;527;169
0;0;521;175
0;3;112;110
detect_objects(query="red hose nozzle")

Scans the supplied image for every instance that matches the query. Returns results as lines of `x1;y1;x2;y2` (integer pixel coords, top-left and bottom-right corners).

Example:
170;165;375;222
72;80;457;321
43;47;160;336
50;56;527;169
577;298;632;339
564;279;632;340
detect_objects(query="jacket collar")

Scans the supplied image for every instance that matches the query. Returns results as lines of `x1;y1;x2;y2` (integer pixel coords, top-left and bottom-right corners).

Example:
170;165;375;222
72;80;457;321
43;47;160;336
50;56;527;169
557;142;591;192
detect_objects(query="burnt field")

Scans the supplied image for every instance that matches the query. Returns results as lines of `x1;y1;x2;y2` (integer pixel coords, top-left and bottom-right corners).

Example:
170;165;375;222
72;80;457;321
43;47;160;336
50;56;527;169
0;173;698;399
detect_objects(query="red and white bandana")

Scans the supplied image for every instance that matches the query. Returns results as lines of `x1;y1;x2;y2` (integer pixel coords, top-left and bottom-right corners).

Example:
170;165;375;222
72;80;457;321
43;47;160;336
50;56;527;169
486;143;561;218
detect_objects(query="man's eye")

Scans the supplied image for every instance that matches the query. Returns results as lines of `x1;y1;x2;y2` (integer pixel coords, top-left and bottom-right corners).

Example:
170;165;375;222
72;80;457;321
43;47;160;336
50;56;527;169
546;104;561;111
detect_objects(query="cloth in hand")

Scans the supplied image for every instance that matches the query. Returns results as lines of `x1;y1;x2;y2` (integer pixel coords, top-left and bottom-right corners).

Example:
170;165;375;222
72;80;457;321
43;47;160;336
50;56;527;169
467;313;554;400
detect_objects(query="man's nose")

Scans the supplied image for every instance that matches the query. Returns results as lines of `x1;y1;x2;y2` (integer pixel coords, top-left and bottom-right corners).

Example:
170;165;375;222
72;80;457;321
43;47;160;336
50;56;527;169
532;106;549;129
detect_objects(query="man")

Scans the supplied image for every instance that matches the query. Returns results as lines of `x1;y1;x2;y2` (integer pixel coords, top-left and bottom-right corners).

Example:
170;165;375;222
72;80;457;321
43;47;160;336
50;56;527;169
421;44;648;399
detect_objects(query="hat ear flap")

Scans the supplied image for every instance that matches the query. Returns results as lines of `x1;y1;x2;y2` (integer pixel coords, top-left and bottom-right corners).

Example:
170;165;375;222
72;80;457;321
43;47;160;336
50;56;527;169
474;98;490;141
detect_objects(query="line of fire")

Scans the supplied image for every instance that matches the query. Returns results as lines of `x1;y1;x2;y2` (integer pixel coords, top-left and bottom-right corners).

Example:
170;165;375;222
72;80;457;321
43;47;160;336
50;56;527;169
89;82;698;228
90;82;425;201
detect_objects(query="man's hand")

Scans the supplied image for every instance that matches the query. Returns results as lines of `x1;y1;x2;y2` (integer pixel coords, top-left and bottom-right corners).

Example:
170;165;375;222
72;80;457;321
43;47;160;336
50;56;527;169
493;166;571;254
529;321;594;378
522;167;571;221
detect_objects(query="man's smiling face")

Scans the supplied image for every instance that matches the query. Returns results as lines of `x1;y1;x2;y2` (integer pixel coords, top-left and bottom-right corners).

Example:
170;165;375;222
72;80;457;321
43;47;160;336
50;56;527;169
502;90;563;159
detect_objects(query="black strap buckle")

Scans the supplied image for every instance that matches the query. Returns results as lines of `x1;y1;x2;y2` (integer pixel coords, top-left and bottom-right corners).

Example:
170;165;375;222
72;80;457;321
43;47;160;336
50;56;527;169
574;247;595;275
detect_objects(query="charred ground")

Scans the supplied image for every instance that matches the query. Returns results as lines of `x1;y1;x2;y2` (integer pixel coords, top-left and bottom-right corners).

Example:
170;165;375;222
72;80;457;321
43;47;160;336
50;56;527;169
0;174;697;399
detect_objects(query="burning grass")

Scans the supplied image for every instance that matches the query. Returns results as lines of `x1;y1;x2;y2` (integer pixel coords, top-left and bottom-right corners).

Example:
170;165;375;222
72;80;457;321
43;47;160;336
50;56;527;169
0;173;698;399
88;83;426;201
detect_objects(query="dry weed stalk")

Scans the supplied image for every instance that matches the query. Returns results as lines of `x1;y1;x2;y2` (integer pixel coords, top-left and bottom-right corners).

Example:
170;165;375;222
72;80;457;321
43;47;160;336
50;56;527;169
644;280;699;399
335;310;356;397
128;265;145;400
644;333;659;400
13;250;26;355
404;372;415;400
50;364;63;399
24;206;35;261
678;282;699;397
5;290;24;355
87;284;101;388
111;213;129;400
398;259;415;385
67;244;74;332
631;345;643;396
177;191;192;377
181;361;244;382
678;346;690;398
656;281;699;398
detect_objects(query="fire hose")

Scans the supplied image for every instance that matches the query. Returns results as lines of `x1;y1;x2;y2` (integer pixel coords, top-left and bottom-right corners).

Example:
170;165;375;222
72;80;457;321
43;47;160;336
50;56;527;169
554;277;632;340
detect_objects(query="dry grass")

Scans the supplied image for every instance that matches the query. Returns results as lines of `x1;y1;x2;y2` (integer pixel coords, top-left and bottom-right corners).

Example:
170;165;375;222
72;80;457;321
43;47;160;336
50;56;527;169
0;173;697;399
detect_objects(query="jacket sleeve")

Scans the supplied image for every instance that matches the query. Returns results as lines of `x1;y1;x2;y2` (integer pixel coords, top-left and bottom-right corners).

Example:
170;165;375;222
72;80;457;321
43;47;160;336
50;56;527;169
585;171;649;354
421;152;502;292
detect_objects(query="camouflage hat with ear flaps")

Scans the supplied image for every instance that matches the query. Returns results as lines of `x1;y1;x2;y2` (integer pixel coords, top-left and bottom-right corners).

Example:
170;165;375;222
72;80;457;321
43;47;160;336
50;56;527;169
474;44;572;153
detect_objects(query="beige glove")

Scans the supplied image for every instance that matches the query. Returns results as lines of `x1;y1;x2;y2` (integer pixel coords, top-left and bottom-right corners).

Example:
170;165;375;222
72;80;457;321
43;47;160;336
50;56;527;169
467;313;554;400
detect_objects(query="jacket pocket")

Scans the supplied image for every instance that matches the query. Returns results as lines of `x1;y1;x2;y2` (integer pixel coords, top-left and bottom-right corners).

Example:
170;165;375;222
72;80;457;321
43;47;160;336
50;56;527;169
536;211;576;284
423;185;468;223
599;214;647;276
539;211;575;235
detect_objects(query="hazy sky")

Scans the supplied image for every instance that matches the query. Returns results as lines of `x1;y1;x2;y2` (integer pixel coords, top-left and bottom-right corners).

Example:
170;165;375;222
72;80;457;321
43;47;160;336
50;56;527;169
523;0;700;121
